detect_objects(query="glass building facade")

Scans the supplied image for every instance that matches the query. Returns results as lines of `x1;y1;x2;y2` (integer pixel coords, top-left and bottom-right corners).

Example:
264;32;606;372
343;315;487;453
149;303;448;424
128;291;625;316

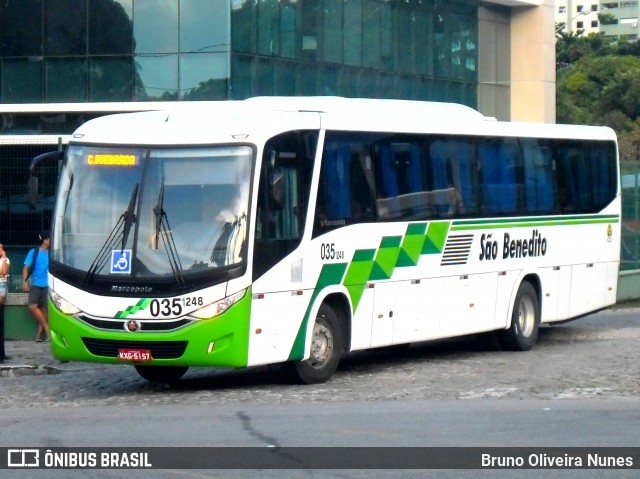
0;0;479;106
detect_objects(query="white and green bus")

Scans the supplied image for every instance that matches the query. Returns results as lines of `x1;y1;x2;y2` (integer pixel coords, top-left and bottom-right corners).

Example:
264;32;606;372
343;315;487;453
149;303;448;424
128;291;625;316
45;97;620;383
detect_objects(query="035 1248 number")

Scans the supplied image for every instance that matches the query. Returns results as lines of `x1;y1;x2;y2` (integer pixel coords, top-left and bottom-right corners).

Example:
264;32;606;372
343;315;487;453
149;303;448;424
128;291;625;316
148;297;205;317
149;298;182;317
320;243;344;260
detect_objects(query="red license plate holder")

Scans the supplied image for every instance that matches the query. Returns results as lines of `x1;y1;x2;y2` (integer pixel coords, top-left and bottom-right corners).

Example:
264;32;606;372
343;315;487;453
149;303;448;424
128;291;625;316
118;349;152;362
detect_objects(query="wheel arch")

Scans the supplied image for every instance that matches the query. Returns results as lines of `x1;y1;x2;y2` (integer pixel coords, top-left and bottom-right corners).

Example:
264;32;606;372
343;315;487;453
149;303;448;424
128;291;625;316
289;288;353;362
321;292;352;354
506;272;542;329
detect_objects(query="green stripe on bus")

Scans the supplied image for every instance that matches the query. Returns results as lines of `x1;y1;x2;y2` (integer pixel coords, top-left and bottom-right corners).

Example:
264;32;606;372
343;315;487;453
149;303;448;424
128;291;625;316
115;298;153;319
288;262;349;361
451;214;618;231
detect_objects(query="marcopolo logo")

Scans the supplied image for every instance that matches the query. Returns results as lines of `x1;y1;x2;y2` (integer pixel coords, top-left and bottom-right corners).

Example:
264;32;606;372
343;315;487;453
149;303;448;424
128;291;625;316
479;229;548;262
8;449;39;467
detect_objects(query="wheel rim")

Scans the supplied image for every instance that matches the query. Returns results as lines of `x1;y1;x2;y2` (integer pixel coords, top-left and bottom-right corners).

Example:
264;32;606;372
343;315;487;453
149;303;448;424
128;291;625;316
309;319;333;369
517;295;536;337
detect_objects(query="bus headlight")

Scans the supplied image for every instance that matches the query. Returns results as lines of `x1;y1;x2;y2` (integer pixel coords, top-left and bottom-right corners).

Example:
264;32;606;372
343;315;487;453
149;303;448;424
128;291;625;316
50;291;82;315
190;289;246;320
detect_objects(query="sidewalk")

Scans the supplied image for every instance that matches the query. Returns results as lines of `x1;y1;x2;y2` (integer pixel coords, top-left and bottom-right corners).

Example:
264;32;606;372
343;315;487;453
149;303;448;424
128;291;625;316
0;340;84;377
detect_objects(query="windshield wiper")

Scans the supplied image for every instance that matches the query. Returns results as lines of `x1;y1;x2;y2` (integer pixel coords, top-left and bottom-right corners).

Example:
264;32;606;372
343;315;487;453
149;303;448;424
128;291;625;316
153;177;186;288
121;182;139;251
82;183;139;287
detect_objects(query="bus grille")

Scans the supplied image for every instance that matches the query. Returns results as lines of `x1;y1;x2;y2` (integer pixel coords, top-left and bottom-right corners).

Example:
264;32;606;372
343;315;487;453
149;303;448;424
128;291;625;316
81;338;188;359
77;315;192;332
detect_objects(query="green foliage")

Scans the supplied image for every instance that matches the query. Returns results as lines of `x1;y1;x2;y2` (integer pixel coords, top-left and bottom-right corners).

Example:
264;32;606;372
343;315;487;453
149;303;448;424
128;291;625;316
598;12;617;25
556;33;640;161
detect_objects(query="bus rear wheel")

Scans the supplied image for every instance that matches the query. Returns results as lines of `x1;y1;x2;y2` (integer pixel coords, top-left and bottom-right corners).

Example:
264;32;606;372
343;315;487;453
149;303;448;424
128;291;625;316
290;304;344;384
134;365;189;383
498;281;540;351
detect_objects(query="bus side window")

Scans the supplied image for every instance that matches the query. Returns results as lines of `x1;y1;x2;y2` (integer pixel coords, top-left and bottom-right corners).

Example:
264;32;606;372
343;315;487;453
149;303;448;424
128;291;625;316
590;143;616;209
556;143;587;213
479;138;520;215
522;139;555;213
312;135;376;236
375;140;430;220
429;138;476;217
554;141;617;214
254;131;317;281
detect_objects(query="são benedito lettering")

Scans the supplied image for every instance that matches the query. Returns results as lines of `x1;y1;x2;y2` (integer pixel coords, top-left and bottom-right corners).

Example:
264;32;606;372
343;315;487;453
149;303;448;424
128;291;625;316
479;229;547;261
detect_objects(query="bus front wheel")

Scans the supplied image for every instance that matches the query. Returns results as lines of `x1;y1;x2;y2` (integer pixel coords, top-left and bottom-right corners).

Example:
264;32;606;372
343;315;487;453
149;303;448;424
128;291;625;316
290;304;344;384
134;365;189;383
498;281;540;351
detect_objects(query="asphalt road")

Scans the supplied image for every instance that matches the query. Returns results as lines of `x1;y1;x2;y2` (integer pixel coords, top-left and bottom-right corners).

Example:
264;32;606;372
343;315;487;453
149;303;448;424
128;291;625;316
0;306;638;478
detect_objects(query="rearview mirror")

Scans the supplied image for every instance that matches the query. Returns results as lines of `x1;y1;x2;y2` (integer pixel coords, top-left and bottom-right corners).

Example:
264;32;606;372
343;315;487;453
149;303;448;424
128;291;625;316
27;176;39;210
26;150;64;209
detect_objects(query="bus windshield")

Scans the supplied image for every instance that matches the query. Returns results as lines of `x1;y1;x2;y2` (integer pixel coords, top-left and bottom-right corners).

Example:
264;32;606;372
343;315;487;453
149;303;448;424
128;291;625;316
52;145;253;281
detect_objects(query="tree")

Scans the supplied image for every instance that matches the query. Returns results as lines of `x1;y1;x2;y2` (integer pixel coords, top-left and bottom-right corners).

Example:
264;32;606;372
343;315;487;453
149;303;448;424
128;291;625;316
556;22;640;164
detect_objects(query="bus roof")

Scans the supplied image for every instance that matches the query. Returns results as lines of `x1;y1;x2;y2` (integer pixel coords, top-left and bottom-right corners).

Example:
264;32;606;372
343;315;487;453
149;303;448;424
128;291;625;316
70;97;617;145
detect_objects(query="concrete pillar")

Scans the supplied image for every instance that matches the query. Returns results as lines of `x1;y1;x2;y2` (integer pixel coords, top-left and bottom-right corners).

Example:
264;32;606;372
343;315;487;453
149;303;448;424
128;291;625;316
510;0;556;123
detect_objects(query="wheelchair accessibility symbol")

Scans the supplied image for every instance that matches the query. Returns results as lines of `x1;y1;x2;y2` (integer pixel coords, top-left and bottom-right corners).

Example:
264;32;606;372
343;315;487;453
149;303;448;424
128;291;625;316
111;250;132;274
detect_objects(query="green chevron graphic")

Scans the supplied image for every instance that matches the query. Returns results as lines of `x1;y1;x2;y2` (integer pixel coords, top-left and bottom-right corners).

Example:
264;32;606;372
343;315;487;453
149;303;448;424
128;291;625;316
115;298;153;319
288;220;450;360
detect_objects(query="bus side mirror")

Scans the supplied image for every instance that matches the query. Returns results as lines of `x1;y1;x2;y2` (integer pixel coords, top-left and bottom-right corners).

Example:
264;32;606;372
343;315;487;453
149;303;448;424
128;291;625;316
27;176;39;210
27;150;64;209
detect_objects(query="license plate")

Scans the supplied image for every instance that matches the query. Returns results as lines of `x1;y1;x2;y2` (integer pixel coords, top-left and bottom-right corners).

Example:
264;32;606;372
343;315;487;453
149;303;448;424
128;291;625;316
118;349;152;362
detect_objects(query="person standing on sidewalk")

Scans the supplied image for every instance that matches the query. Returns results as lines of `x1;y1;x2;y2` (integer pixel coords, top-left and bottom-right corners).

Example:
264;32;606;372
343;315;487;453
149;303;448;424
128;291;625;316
22;232;49;342
0;243;10;362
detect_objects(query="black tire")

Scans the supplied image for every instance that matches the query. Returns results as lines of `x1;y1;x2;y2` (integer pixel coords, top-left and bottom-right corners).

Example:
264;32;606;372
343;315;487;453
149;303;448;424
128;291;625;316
498;281;540;351
290;304;344;384
134;365;189;383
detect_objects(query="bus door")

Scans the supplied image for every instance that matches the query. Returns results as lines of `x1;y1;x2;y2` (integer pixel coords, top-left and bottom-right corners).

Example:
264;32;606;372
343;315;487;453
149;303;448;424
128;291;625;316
249;131;317;365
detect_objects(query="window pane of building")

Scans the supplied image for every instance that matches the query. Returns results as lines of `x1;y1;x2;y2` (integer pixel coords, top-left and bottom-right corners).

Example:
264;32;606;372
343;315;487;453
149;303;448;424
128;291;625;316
90;57;133;101
398;5;415;73
134;0;178;53
300;63;317;95
280;1;298;59
380;1;394;70
451;14;477;82
362;0;381;68
45;58;88;102
0;0;43;56
89;0;133;55
302;0;320;62
344;0;362;66
322;64;339;96
45;0;87;55
134;54;178;100
258;0;280;56
181;0;229;53
434;11;450;78
396;75;414;99
232;0;256;54
415;10;433;76
257;58;274;95
361;70;377;98
274;60;296;95
341;66;361;98
180;52;228;100
231;54;255;99
323;0;343;63
1;60;43;103
377;72;392;98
